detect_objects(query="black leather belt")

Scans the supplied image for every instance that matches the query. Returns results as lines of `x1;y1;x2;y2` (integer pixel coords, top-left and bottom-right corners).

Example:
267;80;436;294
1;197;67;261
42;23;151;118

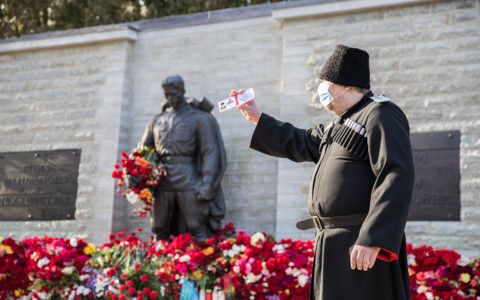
296;213;367;231
160;156;194;163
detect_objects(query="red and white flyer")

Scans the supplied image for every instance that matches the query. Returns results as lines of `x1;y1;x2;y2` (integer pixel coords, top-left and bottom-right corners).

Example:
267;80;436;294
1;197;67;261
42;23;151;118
218;87;255;113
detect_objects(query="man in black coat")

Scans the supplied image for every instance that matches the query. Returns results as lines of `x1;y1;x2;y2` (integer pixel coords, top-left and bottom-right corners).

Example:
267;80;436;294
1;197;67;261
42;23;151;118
234;45;415;299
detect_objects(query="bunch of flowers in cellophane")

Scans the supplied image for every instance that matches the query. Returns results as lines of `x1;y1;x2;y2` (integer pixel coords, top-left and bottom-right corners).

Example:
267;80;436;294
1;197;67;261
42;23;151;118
84;228;163;300
0;237;30;299
112;147;166;217
22;236;96;299
408;244;480;300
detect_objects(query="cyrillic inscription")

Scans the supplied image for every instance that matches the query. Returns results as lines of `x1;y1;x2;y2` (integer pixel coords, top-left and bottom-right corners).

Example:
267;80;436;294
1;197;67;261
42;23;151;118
0;149;81;221
408;131;460;221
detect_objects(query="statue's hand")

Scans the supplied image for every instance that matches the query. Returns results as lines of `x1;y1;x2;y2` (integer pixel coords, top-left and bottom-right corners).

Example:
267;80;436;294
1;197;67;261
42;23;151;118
196;185;214;202
124;174;141;189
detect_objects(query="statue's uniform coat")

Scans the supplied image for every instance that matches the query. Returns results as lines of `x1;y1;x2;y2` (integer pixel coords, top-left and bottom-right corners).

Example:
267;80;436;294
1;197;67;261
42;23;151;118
250;93;415;300
140;100;226;239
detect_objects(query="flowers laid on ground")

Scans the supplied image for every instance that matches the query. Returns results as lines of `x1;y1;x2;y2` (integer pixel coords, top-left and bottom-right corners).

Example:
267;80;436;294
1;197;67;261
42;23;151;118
86;228;162;299
219;230;313;299
112;147;167;217
408;244;480;300
0;224;479;299
23;236;95;299
0;237;29;299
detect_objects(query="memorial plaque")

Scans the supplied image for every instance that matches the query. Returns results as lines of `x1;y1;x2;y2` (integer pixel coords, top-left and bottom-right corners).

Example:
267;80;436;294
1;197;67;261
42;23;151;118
0;149;81;221
408;131;460;221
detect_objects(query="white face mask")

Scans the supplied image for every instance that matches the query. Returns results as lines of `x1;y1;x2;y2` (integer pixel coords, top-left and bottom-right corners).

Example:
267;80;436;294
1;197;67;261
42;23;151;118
317;81;346;108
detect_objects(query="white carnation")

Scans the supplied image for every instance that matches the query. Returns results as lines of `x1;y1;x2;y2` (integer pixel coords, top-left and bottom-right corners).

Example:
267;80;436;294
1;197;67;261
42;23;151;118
407;254;416;266
292;269;301;277
250;232;266;246
79;274;90;281
416;285;428;294
179;254;191;262
273;244;285;252
126;191;139;204
34;291;47;300
298;274;309;287
232;244;241;254
37;257;50;268
61;266;75;275
245;273;262;284
69;238;78;248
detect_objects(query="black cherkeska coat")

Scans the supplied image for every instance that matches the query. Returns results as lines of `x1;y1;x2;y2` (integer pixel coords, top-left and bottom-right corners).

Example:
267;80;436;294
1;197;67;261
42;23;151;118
250;93;415;300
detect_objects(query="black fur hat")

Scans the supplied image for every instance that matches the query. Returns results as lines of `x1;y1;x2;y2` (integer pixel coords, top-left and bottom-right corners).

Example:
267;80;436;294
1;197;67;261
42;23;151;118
319;44;370;89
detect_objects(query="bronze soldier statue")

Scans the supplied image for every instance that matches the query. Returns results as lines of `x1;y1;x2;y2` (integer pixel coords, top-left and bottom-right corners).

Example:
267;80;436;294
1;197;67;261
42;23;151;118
139;75;226;241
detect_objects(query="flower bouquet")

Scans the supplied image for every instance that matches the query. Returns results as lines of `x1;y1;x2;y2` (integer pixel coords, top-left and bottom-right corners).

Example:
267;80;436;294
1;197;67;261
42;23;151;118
86;228;163;300
112;147;167;217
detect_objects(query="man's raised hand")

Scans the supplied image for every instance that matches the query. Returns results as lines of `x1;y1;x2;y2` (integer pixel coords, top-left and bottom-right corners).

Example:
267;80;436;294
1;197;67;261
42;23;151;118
231;89;261;125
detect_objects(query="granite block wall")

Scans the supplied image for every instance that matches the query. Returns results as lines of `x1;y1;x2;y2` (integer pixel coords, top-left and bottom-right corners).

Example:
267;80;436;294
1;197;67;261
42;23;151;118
0;36;135;245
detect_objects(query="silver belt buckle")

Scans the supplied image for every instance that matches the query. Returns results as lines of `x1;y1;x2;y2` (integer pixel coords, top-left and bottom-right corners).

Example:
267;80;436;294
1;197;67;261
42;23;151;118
312;216;323;231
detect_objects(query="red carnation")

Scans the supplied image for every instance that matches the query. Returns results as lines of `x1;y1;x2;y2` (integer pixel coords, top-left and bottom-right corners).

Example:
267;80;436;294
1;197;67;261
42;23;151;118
149;291;158;299
135;263;141;270
106;268;116;277
137;181;146;190
128;287;136;294
119;284;126;291
141;274;148;281
126;280;133;287
112;170;125;179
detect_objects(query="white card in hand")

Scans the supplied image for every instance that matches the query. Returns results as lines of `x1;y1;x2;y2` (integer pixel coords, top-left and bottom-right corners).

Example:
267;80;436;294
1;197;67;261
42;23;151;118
218;97;237;113
236;87;255;105
218;87;256;113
